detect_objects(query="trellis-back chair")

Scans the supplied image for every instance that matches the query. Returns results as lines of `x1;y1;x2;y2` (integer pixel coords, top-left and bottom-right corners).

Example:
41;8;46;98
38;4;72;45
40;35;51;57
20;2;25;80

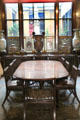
2;58;24;106
56;65;80;104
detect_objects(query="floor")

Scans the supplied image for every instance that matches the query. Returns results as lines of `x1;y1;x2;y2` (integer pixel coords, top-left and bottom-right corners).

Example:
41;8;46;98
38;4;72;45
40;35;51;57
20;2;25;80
0;76;80;120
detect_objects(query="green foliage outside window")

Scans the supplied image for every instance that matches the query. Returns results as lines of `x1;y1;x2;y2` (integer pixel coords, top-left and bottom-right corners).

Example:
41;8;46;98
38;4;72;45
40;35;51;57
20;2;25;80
59;24;69;36
9;23;19;36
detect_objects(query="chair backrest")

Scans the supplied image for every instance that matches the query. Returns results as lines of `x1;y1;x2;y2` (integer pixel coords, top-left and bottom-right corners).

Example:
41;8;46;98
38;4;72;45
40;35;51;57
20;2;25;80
4;58;21;84
64;60;70;72
59;57;65;65
61;57;65;61
70;65;78;86
9;59;16;66
60;65;77;86
59;57;70;73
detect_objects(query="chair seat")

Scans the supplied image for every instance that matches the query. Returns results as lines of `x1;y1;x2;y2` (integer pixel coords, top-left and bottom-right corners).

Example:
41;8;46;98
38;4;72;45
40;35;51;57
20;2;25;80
7;80;23;90
56;84;74;89
56;77;75;89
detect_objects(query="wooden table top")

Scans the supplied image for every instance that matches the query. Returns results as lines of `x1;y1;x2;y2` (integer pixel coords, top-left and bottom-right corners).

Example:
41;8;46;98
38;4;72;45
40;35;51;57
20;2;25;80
14;60;69;81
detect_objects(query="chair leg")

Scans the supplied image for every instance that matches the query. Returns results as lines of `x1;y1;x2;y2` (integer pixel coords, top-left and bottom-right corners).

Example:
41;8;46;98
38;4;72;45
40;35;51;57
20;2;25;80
39;81;44;89
53;82;56;120
73;89;80;104
69;90;73;94
23;88;25;102
56;90;59;107
2;90;10;106
71;96;75;104
53;99;56;120
23;103;26;120
67;89;73;98
23;81;26;102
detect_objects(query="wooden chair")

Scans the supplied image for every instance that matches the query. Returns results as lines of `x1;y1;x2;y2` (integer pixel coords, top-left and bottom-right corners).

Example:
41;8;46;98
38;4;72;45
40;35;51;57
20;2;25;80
61;57;65;61
64;60;70;72
56;65;80;104
57;59;69;85
2;58;24;106
59;57;71;73
59;57;65;66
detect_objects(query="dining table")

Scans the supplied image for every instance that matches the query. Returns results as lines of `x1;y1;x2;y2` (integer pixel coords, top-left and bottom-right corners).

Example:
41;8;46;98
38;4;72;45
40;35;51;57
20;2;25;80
13;60;69;120
13;60;69;99
14;60;69;81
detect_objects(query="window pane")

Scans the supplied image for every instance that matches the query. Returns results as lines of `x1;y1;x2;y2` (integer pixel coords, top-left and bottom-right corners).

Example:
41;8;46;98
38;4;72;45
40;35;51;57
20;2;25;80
34;20;44;35
24;36;33;52
24;20;34;36
59;38;71;53
0;10;2;30
5;4;18;19
7;21;19;36
46;36;55;52
0;10;1;20
59;20;72;36
34;3;44;19
45;20;55;36
44;3;55;19
23;3;33;19
7;37;20;53
59;2;72;18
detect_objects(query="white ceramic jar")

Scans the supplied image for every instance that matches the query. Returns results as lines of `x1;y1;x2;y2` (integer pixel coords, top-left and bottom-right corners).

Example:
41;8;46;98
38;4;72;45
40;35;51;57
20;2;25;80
0;30;6;52
72;29;80;50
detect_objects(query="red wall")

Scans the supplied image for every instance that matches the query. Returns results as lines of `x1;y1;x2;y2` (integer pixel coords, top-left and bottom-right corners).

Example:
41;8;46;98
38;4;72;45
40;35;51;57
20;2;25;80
3;0;74;3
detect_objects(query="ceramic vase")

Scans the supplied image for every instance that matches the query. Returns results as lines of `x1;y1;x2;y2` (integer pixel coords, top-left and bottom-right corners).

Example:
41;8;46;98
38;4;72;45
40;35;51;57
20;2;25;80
0;30;6;52
72;29;80;50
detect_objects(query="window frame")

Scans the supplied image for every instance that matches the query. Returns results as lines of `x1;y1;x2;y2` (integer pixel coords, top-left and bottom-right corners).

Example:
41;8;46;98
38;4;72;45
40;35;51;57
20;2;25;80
2;1;73;54
22;3;56;52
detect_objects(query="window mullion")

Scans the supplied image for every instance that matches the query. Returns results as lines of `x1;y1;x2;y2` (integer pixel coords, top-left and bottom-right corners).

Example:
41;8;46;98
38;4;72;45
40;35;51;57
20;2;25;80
18;3;23;49
55;2;59;51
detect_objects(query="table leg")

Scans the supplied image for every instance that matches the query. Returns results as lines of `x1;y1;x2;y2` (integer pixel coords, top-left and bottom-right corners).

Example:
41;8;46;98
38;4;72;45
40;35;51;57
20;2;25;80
23;102;26;120
39;81;44;89
23;80;25;102
53;79;56;120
